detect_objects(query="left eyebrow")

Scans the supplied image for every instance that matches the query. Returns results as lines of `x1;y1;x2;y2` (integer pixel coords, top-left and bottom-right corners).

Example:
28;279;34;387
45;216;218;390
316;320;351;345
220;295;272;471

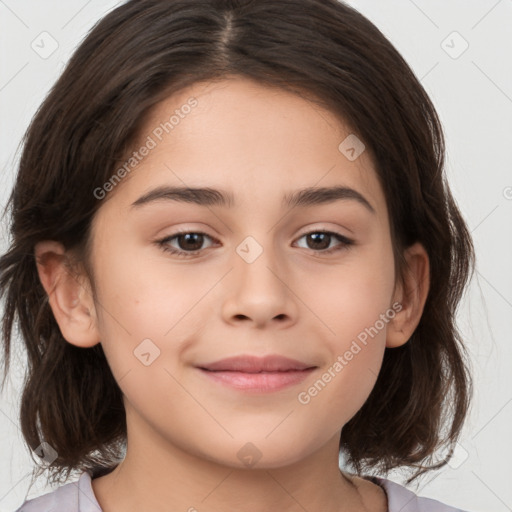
283;186;375;214
129;185;375;214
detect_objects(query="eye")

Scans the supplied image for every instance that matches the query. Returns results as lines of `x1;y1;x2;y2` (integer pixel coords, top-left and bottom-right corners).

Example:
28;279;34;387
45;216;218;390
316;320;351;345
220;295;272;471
156;231;217;257
294;230;354;254
155;229;354;258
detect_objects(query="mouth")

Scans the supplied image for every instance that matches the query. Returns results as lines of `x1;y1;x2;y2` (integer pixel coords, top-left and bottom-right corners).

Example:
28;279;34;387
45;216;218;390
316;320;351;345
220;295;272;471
198;354;316;372
196;355;317;392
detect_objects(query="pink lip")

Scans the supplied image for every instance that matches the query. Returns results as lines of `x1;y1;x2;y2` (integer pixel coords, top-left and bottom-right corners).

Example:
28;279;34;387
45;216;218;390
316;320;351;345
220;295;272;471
196;355;317;392
198;355;315;372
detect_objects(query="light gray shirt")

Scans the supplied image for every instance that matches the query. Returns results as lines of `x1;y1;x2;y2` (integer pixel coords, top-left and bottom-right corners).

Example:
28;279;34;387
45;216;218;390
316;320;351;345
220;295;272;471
14;471;470;512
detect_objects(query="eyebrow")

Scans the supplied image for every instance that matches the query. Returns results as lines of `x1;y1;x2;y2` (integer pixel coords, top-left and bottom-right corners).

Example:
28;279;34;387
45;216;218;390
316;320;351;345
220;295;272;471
130;185;375;213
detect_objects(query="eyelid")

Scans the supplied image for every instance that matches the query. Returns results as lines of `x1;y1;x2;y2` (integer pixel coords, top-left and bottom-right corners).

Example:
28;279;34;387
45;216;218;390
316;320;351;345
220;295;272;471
295;223;353;238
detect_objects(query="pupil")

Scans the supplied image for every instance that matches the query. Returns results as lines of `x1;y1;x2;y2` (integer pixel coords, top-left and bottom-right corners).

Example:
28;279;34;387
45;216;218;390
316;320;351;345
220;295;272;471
181;233;203;250
309;233;329;250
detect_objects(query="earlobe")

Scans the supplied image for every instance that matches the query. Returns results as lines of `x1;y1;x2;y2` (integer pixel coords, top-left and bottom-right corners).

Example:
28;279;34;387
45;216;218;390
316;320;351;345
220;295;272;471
34;240;100;348
386;242;430;348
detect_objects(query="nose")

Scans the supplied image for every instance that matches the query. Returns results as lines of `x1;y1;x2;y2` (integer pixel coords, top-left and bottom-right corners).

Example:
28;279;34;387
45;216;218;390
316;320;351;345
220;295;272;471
220;238;299;329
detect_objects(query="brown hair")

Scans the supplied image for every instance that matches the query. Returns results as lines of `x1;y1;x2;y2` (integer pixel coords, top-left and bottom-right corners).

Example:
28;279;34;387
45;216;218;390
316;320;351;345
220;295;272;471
0;0;475;487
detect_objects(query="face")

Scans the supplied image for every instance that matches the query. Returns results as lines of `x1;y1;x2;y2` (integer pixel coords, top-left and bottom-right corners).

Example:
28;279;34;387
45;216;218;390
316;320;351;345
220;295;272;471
83;76;401;468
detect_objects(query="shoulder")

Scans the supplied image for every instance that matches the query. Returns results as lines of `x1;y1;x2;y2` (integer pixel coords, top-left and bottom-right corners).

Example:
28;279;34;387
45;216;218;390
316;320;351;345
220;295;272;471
367;476;471;512
13;471;99;512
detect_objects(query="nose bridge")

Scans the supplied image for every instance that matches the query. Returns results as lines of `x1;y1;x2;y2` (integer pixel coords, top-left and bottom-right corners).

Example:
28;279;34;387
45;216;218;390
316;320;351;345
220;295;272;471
234;233;285;296
221;232;298;326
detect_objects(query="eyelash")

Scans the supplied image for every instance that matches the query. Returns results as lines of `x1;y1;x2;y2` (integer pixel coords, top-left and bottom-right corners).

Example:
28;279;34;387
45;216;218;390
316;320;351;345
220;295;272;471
155;229;354;258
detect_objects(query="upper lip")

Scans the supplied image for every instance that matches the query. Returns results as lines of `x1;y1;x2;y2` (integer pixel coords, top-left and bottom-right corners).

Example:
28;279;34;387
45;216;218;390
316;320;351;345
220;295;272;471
197;355;316;373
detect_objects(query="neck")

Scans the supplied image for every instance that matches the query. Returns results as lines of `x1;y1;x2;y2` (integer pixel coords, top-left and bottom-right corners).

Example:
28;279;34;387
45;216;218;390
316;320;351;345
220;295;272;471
91;444;372;512
90;407;385;512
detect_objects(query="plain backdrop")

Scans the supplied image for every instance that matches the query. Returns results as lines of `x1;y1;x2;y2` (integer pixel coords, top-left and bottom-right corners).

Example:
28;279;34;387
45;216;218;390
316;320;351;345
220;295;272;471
0;1;511;511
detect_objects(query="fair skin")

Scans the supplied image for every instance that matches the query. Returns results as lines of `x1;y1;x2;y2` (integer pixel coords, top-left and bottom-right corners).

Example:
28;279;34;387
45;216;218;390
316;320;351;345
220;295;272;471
34;76;429;512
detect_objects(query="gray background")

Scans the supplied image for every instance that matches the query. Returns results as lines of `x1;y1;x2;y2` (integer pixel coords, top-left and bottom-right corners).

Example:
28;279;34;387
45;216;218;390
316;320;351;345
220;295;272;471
1;1;511;511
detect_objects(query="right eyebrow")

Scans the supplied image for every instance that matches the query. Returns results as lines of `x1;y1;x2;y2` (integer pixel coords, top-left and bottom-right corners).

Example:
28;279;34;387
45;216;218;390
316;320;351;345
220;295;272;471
130;186;235;209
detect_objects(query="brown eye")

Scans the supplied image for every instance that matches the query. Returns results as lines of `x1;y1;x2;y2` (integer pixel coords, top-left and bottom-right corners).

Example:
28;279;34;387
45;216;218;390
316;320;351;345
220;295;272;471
305;232;331;250
174;233;205;251
156;231;217;257
295;230;354;254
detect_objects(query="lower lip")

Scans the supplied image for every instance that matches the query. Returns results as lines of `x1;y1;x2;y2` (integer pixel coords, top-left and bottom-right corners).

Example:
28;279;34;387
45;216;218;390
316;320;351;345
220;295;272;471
198;368;315;392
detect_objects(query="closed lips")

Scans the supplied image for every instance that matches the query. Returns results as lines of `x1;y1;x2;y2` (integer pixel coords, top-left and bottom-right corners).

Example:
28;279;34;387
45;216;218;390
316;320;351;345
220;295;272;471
197;355;317;373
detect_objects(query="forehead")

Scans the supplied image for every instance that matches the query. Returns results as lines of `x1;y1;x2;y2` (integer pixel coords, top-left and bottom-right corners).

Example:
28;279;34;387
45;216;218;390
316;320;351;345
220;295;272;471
100;76;387;221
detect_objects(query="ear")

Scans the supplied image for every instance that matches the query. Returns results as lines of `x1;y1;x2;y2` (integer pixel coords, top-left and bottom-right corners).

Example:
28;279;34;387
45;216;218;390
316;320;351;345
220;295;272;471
34;240;100;348
386;242;430;348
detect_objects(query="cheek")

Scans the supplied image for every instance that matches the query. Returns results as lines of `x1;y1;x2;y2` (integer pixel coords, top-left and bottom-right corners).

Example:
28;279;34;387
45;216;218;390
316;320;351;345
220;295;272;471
90;239;215;379
92;231;186;329
308;244;395;343
296;300;391;433
298;242;394;413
